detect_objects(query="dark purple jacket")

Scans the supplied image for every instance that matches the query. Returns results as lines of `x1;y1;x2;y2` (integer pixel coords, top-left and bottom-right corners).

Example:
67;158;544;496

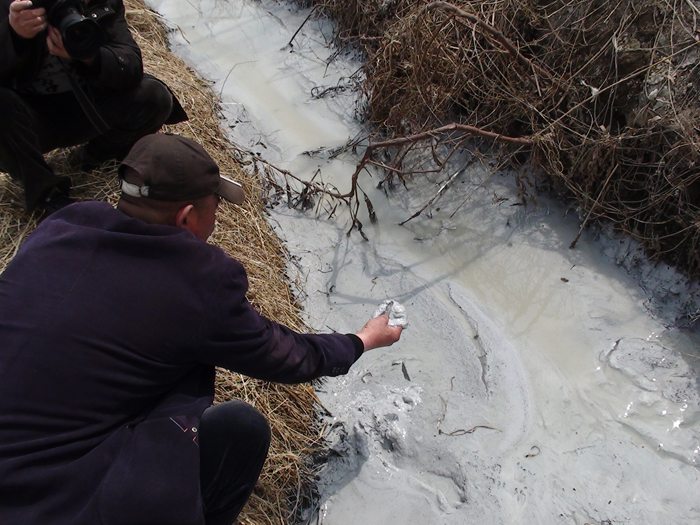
0;202;362;524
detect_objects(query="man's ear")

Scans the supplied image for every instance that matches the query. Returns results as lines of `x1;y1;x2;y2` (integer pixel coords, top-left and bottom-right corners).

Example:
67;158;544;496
175;204;198;234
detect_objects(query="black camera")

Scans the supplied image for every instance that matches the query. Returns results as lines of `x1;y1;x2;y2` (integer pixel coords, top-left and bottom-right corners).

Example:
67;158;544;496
31;0;106;60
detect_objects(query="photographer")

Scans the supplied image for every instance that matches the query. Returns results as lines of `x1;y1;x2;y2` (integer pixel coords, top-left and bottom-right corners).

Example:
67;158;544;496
0;0;186;213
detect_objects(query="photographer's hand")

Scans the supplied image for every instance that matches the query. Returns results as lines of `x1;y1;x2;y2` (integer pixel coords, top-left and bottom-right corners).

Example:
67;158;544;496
9;0;47;39
47;26;95;64
46;26;69;58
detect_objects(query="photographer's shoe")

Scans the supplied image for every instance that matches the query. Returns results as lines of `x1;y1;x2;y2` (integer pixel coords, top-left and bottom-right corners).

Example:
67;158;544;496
67;146;105;173
42;188;75;217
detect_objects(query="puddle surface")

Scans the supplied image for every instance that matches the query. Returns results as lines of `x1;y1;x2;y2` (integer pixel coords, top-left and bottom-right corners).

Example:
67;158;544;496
148;0;700;522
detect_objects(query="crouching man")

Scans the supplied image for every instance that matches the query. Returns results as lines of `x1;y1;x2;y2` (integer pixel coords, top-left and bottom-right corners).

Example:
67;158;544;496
0;0;187;213
0;133;402;525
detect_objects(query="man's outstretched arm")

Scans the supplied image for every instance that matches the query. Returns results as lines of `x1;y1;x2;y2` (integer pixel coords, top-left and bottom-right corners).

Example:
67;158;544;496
198;261;403;384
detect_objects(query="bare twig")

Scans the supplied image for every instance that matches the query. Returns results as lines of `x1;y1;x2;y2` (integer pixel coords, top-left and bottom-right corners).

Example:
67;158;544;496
285;5;319;49
399;159;472;225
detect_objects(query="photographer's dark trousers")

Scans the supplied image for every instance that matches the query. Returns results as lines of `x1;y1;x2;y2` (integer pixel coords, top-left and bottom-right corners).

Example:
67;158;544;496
0;76;173;212
199;401;271;525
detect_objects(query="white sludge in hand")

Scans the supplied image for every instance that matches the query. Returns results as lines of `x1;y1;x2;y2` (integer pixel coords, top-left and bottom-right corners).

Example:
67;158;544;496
373;300;408;328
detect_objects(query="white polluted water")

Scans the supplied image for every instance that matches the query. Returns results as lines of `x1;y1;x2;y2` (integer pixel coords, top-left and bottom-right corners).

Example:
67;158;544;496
147;0;700;522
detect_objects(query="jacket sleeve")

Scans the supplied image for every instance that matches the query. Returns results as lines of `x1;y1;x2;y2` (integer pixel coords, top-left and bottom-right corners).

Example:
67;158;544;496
197;260;364;384
73;0;143;90
0;0;42;84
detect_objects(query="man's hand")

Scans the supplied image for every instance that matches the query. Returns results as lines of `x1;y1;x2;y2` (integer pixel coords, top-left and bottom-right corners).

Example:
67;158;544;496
355;315;403;351
9;0;47;39
46;25;69;58
46;26;96;64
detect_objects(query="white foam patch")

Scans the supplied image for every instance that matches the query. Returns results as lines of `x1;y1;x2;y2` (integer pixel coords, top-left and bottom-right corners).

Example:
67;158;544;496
372;300;409;328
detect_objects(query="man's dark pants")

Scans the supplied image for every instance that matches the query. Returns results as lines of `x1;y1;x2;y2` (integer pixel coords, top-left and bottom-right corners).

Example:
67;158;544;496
0;77;173;211
200;401;271;525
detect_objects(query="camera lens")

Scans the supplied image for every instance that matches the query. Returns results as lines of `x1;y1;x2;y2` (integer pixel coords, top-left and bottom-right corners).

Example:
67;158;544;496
48;1;106;61
60;16;104;59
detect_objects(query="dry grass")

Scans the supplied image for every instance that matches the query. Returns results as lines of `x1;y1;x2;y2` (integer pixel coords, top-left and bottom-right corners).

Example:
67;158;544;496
303;0;700;280
0;1;320;523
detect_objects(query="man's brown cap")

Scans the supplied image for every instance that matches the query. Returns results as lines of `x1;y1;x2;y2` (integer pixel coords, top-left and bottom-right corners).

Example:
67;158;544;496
118;133;245;204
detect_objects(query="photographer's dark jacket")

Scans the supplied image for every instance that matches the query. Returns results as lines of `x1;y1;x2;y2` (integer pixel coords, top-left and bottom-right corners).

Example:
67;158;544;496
0;0;186;121
0;202;364;524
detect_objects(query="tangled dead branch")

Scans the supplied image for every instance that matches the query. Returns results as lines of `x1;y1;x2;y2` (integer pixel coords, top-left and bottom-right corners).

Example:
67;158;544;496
297;0;700;278
267;120;531;237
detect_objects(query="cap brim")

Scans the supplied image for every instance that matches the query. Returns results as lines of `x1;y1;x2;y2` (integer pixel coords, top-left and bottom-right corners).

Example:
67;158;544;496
218;176;245;204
